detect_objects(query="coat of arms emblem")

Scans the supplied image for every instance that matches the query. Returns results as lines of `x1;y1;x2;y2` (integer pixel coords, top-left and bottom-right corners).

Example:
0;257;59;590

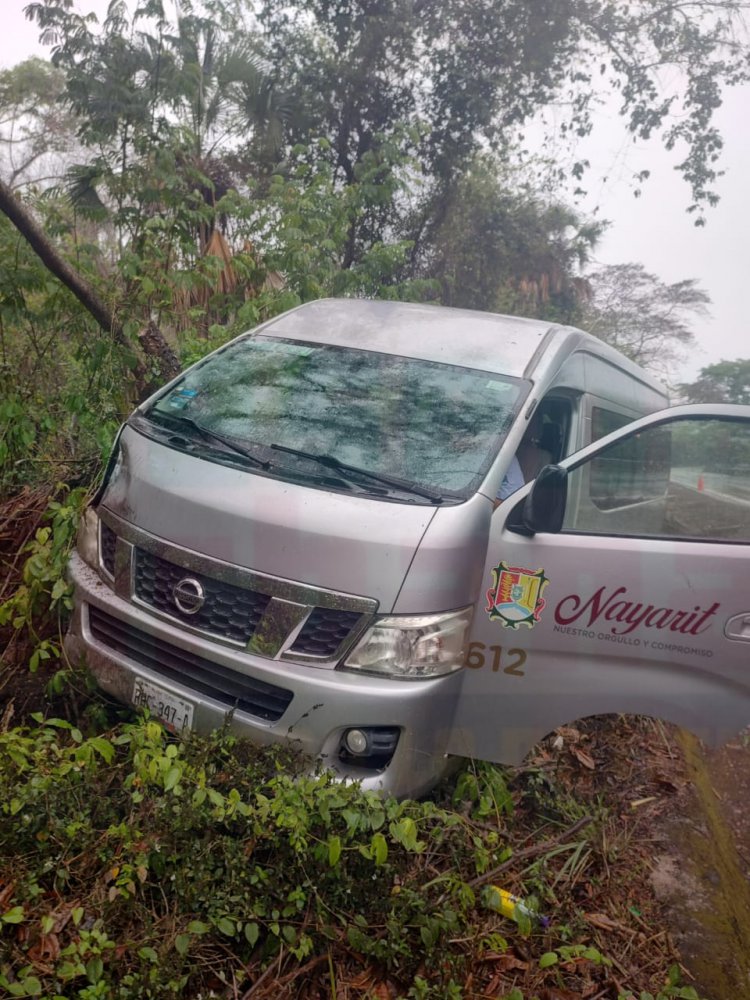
486;562;549;629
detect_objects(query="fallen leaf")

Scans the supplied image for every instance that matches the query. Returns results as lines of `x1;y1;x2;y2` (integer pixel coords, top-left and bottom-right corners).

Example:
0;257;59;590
484;952;529;971
349;969;376;989
572;746;596;770
50;904;77;934
28;932;61;964
0;883;16;909
540;989;581;1000
349;970;397;998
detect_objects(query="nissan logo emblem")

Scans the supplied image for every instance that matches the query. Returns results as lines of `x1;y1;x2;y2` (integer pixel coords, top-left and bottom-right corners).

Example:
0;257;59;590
172;577;205;615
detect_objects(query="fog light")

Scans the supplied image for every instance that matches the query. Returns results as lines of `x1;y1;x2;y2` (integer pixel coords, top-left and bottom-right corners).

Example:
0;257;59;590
343;728;369;756
338;727;400;770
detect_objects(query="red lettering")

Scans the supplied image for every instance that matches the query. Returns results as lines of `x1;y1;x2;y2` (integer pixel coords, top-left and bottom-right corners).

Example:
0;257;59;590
554;586;720;638
644;608;674;629
555;586;627;627
688;602;720;635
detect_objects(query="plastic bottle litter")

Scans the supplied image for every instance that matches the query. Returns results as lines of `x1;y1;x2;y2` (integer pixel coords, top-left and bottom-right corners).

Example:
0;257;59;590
484;885;550;928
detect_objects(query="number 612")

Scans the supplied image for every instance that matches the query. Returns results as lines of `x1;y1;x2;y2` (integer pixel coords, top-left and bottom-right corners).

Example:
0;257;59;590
464;642;526;676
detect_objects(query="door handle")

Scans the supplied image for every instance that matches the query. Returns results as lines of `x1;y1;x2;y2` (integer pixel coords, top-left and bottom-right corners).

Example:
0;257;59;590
725;613;750;642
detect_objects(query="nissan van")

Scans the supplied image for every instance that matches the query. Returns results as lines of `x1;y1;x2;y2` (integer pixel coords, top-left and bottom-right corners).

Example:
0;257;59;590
64;299;750;797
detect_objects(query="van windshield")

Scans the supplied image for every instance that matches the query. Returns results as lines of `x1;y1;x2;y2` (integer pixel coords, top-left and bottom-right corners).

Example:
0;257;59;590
147;336;527;500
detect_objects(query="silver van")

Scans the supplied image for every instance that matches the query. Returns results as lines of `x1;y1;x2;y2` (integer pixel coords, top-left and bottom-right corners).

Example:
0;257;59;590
65;299;750;797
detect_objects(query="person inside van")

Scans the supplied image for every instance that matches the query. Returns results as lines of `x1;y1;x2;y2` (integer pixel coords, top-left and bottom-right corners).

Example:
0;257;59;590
496;409;554;505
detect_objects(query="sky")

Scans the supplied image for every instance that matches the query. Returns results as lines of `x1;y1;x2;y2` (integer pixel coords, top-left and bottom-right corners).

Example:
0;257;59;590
568;83;750;383
2;0;748;387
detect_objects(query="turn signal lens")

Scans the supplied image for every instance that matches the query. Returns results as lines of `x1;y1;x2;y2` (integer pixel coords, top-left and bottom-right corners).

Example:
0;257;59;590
76;507;99;570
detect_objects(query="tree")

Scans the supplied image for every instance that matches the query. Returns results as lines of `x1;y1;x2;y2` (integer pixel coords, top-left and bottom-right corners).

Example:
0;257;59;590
26;0;289;250
0;58;79;189
0;176;180;393
257;0;750;227
9;1;298;354
405;156;602;320
581;264;710;378
249;0;750;282
23;0;750;295
679;359;750;404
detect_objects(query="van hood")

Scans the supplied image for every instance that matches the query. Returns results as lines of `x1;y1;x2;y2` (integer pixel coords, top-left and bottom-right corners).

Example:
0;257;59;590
100;424;439;611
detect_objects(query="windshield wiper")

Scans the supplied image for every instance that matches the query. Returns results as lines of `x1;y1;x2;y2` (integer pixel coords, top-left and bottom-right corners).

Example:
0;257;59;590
269;443;445;503
142;411;272;470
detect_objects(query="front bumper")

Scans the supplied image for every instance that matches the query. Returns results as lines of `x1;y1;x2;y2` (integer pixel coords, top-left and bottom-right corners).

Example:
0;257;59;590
65;552;460;797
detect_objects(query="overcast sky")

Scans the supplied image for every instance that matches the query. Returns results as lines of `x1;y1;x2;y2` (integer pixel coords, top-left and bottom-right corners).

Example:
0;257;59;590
2;0;748;386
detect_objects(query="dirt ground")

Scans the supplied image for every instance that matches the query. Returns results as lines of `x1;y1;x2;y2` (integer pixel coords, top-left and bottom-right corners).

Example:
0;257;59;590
648;731;750;998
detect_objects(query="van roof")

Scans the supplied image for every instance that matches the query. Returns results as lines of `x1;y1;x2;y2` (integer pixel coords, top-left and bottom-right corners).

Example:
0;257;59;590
260;298;552;378
258;298;665;396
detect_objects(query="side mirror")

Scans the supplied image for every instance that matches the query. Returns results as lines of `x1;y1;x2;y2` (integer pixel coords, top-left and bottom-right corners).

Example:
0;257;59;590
521;464;568;534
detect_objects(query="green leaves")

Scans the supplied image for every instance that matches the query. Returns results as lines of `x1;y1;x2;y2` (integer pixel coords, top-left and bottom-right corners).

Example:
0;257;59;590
0;487;88;666
89;737;115;764
174;933;191;956
371;831;388;866
0;715;715;1000
163;765;182;792
389;816;425;853
0;713;481;991
327;834;342;866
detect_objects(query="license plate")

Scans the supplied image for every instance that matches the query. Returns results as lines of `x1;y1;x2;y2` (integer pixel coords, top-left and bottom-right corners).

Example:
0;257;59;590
132;677;194;733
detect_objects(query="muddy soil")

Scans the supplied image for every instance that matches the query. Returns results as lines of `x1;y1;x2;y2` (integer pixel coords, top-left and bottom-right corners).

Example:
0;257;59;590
650;730;750;999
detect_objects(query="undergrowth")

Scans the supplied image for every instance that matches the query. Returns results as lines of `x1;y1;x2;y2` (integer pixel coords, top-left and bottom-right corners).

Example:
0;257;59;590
0;486;88;703
0;714;706;1000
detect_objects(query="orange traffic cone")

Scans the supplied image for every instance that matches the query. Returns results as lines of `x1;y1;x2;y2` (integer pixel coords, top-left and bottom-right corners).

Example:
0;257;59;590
697;475;705;492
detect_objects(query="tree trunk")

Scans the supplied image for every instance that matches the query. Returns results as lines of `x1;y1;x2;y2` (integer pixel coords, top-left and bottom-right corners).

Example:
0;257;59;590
0;179;181;397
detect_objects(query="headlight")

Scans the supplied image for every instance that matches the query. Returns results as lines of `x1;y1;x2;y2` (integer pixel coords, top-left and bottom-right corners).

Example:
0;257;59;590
342;606;473;679
76;507;99;570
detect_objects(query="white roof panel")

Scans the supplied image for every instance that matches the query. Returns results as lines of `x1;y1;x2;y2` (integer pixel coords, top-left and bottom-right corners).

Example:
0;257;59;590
259;298;555;378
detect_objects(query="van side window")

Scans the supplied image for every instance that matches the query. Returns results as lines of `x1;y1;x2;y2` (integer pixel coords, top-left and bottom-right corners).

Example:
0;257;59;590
588;425;670;510
590;406;633;443
565;417;750;541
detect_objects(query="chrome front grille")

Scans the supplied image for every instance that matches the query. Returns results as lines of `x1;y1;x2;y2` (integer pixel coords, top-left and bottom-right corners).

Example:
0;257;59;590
88;606;293;721
290;607;363;657
96;510;376;664
134;548;271;644
130;547;370;660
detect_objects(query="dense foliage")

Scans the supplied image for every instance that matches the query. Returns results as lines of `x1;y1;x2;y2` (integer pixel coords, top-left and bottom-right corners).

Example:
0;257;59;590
0;0;742;494
679;359;750;404
0;713;706;999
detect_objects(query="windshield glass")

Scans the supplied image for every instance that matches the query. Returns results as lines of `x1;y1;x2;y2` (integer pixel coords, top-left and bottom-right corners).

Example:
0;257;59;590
147;335;527;499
